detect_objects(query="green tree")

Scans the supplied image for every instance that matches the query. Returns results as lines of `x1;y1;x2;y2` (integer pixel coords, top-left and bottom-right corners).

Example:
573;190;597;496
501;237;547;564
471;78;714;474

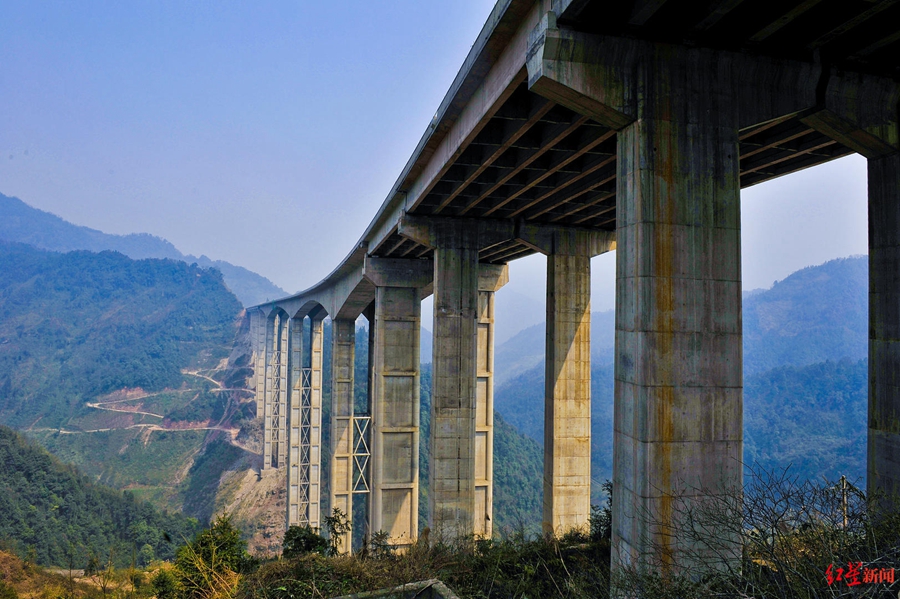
175;513;247;598
282;525;328;559
150;569;179;599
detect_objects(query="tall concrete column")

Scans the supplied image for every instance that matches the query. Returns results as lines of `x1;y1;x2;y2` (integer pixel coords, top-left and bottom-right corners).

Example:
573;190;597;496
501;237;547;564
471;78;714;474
362;257;432;548
330;318;356;552
371;287;421;548
516;225;613;536
613;81;742;570
252;309;267;420
432;229;479;539
286;313;324;529
308;315;324;529
398;215;512;540
869;153;900;508
545;232;595;535
287;316;304;526
474;266;508;538
265;312;289;470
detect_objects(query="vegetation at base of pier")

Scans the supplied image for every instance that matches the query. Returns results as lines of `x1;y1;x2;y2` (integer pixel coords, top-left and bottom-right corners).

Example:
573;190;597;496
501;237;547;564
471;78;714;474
154;470;899;599
237;498;612;599
613;467;900;599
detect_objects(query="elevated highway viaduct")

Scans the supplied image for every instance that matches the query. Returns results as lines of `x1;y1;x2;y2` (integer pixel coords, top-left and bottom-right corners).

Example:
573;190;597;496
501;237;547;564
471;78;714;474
248;0;900;572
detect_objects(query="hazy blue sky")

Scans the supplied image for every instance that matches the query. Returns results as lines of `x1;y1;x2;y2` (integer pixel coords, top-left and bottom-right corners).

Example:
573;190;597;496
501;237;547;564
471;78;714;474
0;1;869;315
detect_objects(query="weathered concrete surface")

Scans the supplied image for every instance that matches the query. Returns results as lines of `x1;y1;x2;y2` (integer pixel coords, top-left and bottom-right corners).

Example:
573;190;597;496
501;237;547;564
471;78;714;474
474;265;507;538
371;286;421;548
398;215;512;540
517;224;615;534
610;60;743;571
265;310;289;471
287;316;303;523
869;152;900;510
251;308;267;420
525;12;821;132
330;318;356;553
544;230;608;534
286;314;324;529
308;317;324;529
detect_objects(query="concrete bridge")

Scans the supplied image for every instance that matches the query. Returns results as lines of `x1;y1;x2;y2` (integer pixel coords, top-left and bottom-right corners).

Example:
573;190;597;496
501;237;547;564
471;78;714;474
248;0;900;571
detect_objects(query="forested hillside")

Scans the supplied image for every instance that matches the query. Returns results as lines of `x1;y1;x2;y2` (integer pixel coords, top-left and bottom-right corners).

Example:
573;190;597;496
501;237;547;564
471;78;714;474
0;193;287;306
743;256;867;374
494;256;871;492
0;425;199;567
0;241;242;428
0;241;263;528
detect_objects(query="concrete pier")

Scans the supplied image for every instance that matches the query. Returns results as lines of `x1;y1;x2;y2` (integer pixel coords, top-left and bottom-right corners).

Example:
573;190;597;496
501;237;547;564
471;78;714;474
612;67;743;570
265;310;289;470
517;224;613;535
330;318;356;552
251;308;267;420
398;216;512;539
869;153;900;509
287;314;324;529
544;242;593;536
363;257;432;547
475;265;508;538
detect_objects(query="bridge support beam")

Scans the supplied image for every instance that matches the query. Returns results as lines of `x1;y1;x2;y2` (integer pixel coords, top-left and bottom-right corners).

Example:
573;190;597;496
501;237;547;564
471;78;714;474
516;224;614;535
330;318;356;553
612;76;743;571
287;314;324;529
265;311;289;470
869;153;900;510
251;308;267;421
370;287;422;549
363;257;432;548
398;215;512;540
474;265;508;538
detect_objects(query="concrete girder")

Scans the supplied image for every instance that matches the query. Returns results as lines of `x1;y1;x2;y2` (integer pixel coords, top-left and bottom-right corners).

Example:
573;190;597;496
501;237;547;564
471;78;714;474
525;11;823;132
800;72;900;159
364;1;544;253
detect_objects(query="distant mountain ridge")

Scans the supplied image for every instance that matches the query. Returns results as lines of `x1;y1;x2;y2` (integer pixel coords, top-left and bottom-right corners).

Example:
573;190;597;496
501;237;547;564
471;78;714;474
494;255;871;494
0;192;286;306
493;255;868;384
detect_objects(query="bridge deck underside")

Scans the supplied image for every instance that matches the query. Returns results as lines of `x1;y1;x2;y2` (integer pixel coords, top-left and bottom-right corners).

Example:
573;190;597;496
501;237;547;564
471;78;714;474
564;0;900;79
373;82;854;263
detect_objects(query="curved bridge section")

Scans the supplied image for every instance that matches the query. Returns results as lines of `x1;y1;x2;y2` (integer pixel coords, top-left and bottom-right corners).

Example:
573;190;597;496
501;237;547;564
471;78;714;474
249;0;900;572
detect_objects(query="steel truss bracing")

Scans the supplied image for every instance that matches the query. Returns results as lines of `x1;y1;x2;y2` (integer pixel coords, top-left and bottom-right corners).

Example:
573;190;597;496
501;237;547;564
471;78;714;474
352;415;371;494
295;366;313;524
